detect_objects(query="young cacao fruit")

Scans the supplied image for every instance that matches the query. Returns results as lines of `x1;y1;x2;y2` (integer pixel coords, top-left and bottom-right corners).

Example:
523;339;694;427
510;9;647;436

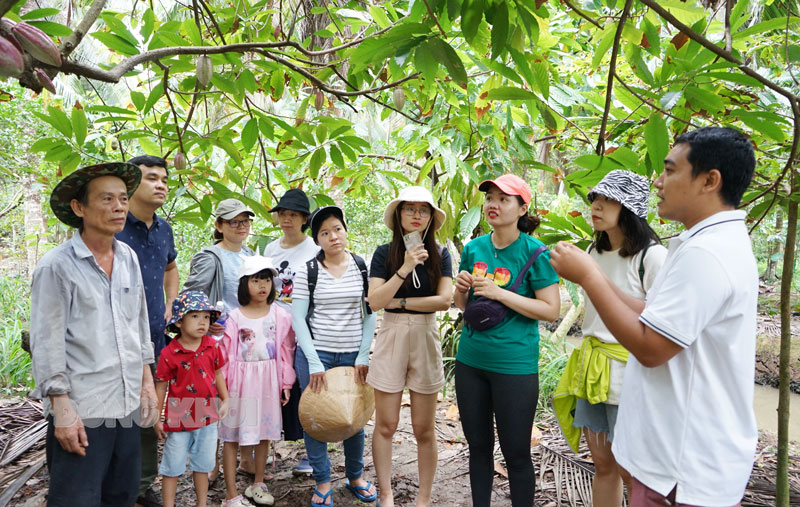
314;91;324;111
0;36;24;77
173;152;187;171
11;22;62;67
196;55;212;88
392;87;406;110
34;68;56;93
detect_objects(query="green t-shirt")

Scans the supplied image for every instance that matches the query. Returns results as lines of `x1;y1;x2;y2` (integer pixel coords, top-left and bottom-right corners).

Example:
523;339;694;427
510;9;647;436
457;233;559;374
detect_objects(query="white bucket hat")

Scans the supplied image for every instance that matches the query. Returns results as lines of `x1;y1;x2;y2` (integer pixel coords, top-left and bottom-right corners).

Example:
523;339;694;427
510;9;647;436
237;255;278;279
383;186;446;231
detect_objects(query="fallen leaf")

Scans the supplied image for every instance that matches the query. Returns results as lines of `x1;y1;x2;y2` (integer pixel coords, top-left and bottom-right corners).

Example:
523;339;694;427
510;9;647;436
445;404;460;421
494;460;508;478
531;425;542;446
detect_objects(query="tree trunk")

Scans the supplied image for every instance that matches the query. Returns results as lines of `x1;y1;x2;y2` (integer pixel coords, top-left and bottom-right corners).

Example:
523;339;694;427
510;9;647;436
762;208;783;281
552;291;584;343
776;172;797;506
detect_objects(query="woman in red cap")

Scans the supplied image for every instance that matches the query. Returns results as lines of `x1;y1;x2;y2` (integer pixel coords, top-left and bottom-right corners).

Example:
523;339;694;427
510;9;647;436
453;174;561;506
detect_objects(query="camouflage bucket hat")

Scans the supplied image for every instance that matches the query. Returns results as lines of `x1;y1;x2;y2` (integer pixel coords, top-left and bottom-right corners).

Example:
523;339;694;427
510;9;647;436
166;291;220;334
49;162;142;228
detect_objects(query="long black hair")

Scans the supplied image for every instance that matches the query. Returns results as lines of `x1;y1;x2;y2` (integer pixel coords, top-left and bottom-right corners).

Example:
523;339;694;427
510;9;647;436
237;269;277;306
593;205;660;257
386;203;442;290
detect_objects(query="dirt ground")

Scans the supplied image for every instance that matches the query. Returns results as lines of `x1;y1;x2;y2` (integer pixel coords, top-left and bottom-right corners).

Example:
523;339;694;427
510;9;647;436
6;391;800;507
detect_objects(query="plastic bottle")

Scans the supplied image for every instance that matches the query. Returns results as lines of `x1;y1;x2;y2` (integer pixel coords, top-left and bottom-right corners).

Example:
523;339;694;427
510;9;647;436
213;301;228;340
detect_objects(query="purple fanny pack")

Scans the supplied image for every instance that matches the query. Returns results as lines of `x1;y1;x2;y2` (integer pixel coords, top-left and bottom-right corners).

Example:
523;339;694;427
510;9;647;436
462;245;548;331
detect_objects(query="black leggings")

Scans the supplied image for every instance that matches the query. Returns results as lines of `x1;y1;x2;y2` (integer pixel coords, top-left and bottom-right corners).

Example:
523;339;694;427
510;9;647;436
455;360;539;507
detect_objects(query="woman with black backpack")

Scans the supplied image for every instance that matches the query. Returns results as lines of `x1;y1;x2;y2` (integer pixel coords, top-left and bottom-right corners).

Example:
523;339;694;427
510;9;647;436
290;205;378;506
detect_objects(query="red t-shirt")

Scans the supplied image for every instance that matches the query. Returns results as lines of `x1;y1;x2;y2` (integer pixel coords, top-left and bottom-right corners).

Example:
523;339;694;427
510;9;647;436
155;335;227;432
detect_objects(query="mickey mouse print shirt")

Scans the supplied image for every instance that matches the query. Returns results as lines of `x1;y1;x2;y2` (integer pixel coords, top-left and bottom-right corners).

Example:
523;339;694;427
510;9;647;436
457;233;559;375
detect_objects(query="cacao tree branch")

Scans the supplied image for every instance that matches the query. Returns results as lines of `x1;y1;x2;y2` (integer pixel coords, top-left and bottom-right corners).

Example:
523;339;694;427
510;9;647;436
786;11;800;88
155;61;187;156
640;0;799;105
421;0;447;37
612;72;701;128
596;0;633;155
59;0;107;58
331;66;427;125
724;0;732;53
0;0;18;19
197;0;227;45
561;0;603;28
359;154;423;171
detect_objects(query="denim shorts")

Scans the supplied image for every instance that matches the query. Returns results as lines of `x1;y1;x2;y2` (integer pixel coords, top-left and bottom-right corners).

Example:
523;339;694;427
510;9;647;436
572;398;619;442
158;423;218;477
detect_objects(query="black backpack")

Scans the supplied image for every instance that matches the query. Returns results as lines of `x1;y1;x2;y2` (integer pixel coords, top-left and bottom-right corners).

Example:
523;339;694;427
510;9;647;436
305;252;372;333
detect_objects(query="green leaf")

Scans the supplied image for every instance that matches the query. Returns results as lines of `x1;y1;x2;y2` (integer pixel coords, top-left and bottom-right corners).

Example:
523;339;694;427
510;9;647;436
20;8;60;19
91;32;139;56
44;144;73;163
130;91;146;111
99;13;139;48
329;145;344;169
659;91;682;111
238;69;257;94
735;114;786;143
258;118;275;140
490;1;509;60
141;8;155;40
733;16;800;40
181;18;202;46
532;61;549;100
241;118;258;152
138;136;161;155
270;71;285;101
684;85;724;113
459;206;481;238
658;0;706;26
309;148;325;179
143;83;164;116
26;20;72;37
29;138;60;152
486;86;538;101
461;0;485;44
592;27;615;68
702;71;762;88
414;41;438;83
35;106;72;138
71;106;87;146
644;113;668;174
427;39;467;87
368;5;391;28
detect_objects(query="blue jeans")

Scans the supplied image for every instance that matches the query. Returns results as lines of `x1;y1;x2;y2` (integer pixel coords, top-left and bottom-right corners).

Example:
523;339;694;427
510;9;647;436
295;347;365;485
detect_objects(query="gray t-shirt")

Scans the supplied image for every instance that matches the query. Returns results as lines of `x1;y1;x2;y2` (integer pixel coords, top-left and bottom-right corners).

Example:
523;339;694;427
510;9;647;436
214;245;251;312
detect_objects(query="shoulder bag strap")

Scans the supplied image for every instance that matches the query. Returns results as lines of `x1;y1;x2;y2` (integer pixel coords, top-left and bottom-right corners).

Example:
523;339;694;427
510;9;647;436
350;252;373;315
638;242;653;289
508;244;548;292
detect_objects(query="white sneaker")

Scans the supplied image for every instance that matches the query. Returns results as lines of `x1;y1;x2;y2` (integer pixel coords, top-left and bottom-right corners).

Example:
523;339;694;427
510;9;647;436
245;482;275;506
223;495;250;507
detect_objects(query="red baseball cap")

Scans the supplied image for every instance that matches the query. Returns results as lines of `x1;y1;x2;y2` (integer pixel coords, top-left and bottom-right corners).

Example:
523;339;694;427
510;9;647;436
478;174;532;205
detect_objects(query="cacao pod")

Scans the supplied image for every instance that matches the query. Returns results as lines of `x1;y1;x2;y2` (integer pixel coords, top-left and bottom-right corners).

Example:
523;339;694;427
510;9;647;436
0;36;24;77
11;22;61;67
34;68;56;93
173;152;187;171
314;91;324;111
196;55;212;88
392;87;406;110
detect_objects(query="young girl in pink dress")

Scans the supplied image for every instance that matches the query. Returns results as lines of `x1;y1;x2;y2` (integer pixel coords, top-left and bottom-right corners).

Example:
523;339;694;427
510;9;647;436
220;256;296;507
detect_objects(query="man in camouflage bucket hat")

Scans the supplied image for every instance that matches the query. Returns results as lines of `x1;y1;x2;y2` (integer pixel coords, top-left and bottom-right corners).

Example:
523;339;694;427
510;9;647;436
30;162;158;506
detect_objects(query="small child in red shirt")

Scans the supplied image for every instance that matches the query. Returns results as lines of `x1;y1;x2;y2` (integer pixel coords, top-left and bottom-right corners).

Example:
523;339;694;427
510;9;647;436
155;291;230;507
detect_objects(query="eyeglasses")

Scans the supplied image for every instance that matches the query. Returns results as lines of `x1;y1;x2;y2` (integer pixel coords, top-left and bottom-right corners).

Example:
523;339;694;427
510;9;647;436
401;206;431;217
226;218;253;228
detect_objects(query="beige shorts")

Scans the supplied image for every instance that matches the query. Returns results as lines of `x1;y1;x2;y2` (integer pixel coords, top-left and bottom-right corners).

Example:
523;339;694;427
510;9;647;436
367;312;444;395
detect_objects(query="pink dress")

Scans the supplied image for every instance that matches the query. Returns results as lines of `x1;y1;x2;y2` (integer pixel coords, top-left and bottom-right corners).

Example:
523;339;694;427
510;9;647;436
219;305;296;445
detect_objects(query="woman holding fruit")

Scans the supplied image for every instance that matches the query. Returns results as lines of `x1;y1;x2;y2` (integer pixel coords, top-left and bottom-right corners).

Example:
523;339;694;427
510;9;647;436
453;174;560;507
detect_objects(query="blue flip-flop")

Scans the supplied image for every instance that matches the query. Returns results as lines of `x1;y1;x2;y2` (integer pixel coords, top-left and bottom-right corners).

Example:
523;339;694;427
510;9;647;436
345;480;377;502
311;487;333;507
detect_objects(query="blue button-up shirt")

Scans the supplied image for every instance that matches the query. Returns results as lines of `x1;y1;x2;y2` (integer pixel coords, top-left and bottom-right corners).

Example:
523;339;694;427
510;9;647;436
116;212;177;356
30;234;154;420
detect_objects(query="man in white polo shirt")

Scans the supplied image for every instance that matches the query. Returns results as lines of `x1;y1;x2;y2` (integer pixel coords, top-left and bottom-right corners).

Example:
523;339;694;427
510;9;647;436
550;126;757;507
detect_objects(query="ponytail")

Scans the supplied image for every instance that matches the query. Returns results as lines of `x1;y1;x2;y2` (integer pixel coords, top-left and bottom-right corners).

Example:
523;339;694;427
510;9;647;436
514;196;540;234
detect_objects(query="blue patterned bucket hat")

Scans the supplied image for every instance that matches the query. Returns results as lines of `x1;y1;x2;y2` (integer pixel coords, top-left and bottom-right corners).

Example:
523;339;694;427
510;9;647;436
166;291;220;334
587;170;650;218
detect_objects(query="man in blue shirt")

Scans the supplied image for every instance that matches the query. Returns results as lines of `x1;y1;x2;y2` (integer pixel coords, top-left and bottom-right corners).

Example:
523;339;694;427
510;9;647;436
115;155;179;505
